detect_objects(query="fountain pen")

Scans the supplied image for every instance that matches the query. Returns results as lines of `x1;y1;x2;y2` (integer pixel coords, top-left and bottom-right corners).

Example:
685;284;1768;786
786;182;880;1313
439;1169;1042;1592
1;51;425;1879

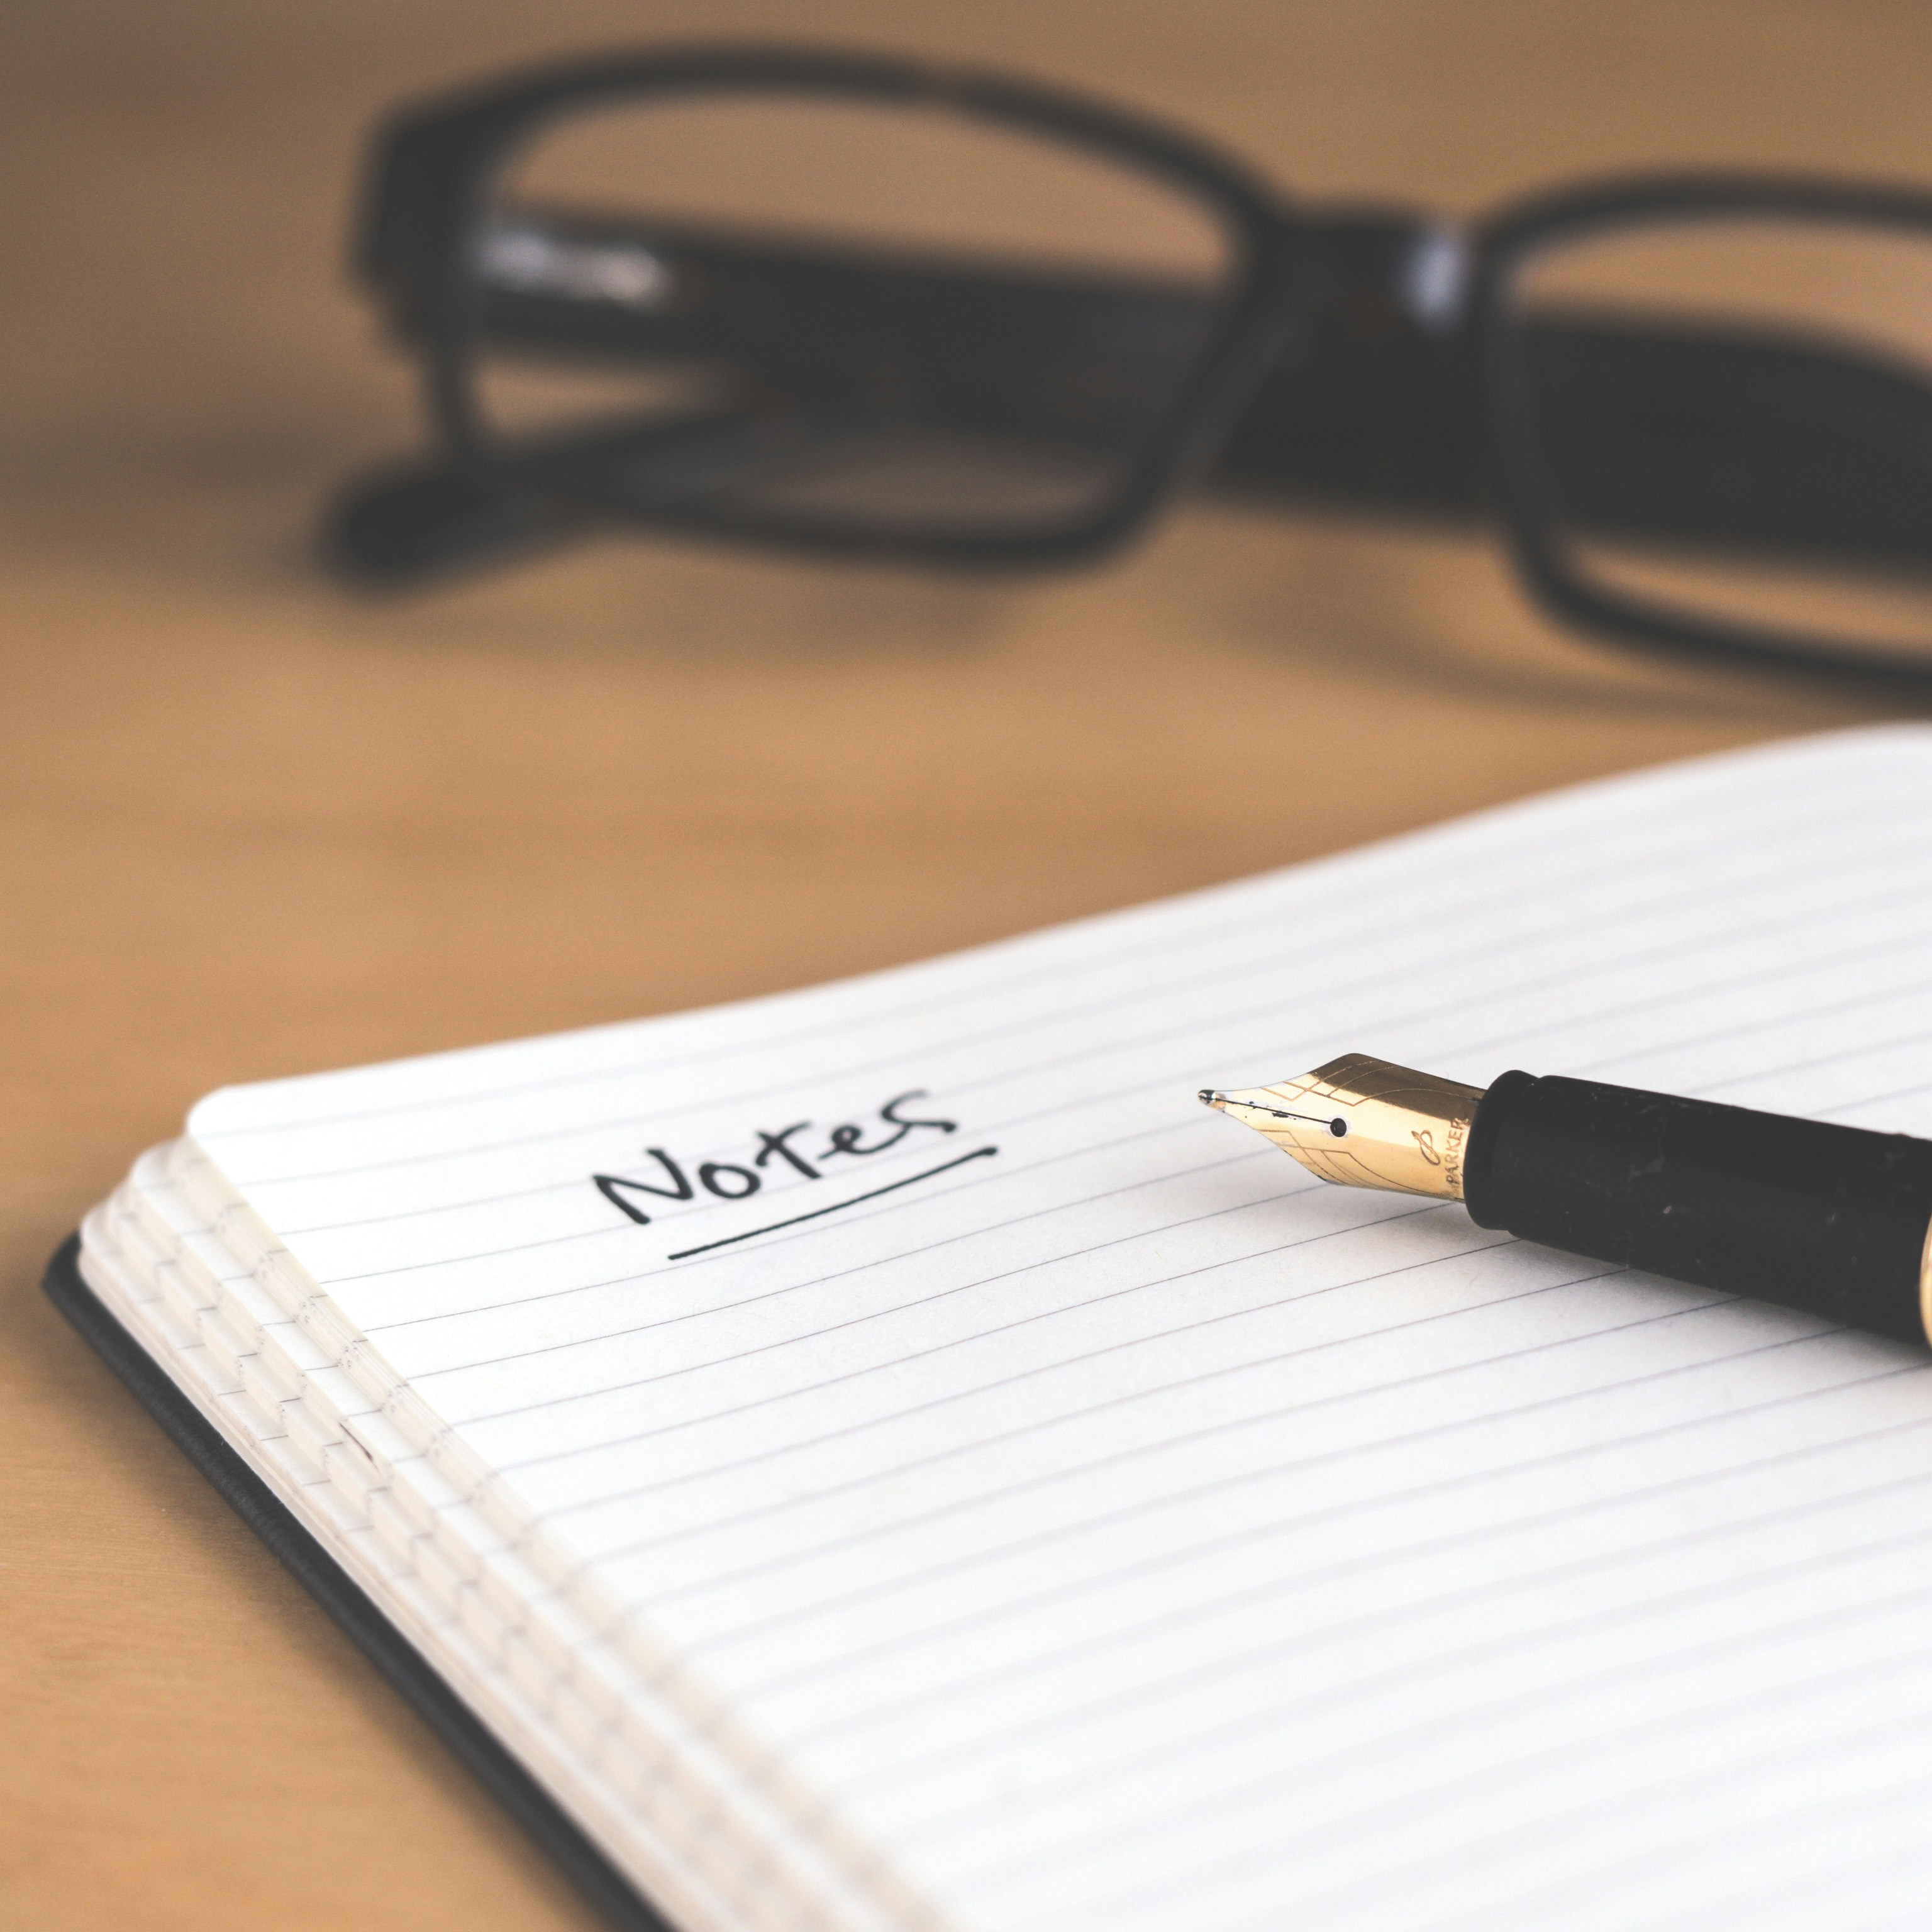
1201;1054;1932;1347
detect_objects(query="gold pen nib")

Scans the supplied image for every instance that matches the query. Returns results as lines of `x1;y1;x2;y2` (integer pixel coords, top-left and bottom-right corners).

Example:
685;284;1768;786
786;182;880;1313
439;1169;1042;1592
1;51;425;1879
1199;1089;1349;1136
1199;1054;1484;1201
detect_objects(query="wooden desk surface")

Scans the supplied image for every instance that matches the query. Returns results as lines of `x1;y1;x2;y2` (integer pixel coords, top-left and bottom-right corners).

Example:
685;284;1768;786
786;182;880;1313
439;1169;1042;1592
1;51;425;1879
3;3;1921;1924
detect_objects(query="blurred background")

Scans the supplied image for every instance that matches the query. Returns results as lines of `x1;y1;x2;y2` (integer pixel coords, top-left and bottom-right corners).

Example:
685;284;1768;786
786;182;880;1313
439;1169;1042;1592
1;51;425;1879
3;3;1926;1927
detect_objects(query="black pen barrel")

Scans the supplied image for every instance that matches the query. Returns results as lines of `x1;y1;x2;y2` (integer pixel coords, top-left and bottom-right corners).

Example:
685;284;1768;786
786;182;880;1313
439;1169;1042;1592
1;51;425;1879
1462;1072;1932;1345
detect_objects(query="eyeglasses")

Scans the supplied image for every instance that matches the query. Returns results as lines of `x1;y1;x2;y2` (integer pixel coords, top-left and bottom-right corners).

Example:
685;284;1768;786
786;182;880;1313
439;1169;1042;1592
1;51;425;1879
333;43;1932;691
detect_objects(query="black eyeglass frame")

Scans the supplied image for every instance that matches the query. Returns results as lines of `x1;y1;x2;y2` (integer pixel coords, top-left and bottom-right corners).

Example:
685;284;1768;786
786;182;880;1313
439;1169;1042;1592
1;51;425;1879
1471;172;1932;691
352;43;1932;694
363;43;1309;569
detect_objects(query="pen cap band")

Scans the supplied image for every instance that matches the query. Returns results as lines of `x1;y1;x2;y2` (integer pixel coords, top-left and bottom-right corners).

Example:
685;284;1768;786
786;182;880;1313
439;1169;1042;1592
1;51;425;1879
1462;1072;1932;1346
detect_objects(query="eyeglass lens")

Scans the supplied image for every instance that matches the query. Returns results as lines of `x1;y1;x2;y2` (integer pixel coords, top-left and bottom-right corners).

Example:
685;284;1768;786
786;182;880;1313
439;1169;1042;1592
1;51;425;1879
1509;212;1932;664
465;92;1241;540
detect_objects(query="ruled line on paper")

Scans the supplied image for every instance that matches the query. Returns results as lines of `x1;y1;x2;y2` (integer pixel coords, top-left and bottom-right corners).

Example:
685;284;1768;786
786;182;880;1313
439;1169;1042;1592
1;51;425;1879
1816;1075;1932;1118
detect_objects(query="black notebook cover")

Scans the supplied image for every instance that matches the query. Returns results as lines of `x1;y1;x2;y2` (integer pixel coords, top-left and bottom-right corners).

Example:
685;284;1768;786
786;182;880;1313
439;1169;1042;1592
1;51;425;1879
42;1233;672;1932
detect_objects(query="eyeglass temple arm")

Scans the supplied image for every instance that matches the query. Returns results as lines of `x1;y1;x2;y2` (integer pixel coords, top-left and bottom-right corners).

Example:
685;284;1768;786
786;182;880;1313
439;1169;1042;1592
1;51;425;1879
325;396;889;581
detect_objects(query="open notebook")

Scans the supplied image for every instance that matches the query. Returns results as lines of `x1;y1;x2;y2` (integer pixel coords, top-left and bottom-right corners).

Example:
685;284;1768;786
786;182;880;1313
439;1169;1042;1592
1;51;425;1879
56;725;1932;1932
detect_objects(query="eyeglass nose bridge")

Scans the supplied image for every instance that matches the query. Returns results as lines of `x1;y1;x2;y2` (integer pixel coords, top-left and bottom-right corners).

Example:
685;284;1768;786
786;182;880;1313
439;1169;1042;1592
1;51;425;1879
1208;212;1486;517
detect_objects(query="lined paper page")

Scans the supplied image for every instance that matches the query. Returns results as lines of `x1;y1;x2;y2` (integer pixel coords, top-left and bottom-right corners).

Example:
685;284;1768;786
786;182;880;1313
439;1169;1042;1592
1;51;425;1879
177;727;1932;1931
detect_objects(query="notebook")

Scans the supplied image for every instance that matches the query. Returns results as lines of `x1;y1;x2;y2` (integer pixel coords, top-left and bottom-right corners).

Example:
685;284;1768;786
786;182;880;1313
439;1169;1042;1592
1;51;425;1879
54;723;1932;1932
